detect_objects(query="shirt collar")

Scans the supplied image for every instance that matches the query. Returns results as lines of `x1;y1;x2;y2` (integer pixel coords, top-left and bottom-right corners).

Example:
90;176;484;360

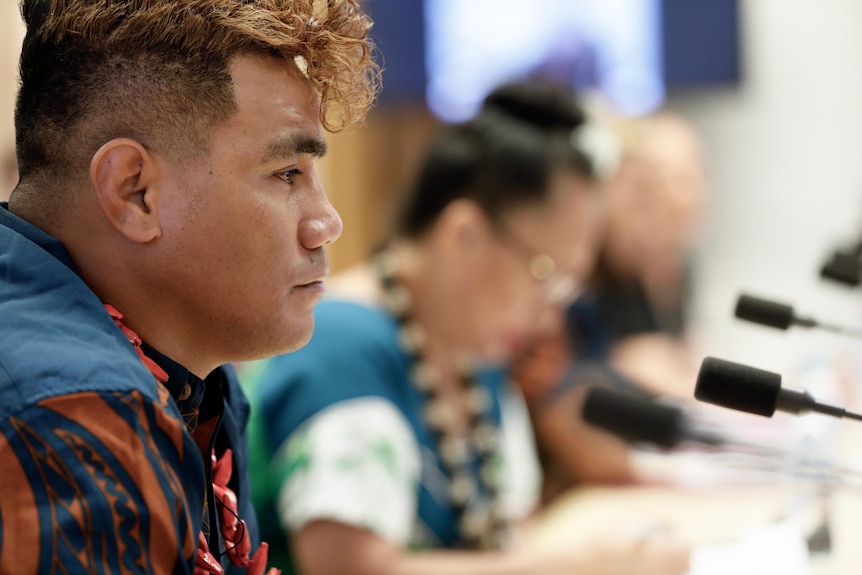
2;202;210;413
141;341;207;412
0;202;80;273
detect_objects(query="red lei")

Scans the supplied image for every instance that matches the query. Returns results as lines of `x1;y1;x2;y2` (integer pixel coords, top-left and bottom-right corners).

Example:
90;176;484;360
105;305;280;575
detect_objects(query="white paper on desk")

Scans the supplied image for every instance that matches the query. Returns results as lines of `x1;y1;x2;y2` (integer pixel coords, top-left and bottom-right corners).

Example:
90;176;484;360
688;520;810;575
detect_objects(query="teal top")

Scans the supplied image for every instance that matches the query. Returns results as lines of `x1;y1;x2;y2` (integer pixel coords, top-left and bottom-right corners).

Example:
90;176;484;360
245;299;539;572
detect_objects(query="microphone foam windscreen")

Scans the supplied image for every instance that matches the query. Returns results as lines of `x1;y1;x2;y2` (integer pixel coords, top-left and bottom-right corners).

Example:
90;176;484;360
734;294;795;330
695;357;781;417
820;251;861;287
581;385;683;449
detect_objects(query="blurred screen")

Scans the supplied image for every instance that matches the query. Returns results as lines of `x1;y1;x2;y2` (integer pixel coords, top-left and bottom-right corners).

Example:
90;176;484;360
367;0;741;120
425;0;664;121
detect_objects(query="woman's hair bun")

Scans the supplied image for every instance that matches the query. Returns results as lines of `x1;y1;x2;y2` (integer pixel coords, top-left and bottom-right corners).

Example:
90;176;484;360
480;80;585;132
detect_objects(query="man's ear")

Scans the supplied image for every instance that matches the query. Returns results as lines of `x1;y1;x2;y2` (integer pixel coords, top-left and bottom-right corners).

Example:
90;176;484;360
90;138;162;243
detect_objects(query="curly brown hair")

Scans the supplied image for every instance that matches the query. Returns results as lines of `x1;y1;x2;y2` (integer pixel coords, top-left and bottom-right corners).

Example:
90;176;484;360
15;0;380;183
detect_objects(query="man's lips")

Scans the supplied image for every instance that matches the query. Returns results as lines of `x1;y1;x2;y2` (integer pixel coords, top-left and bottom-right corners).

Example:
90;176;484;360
295;264;329;286
292;269;328;291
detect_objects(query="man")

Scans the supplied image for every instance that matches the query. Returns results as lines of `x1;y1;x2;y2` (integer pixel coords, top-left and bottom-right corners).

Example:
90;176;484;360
0;1;378;573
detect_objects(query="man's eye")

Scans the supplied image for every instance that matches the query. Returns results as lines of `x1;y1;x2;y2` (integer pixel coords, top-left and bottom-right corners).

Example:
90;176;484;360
278;168;303;184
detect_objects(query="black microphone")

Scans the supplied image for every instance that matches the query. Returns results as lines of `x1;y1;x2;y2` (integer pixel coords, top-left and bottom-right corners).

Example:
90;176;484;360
734;293;862;338
821;251;862;287
581;385;724;449
820;236;862;287
695;356;862;421
586;379;862;486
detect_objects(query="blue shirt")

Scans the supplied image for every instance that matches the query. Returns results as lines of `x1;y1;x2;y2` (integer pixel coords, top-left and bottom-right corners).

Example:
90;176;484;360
0;203;259;574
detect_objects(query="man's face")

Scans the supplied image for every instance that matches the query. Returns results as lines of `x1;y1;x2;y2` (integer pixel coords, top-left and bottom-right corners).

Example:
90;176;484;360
154;53;341;365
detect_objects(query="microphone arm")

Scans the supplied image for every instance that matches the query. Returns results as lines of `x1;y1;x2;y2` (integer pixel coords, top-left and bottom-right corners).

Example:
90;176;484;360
807;320;862;339
777;386;862;421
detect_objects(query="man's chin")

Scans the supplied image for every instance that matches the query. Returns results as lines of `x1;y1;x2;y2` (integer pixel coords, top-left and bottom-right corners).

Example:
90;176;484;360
287;328;314;353
245;320;315;361
280;318;316;353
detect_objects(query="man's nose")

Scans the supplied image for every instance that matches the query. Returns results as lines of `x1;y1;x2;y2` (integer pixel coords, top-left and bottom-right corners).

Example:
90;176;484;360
299;189;343;250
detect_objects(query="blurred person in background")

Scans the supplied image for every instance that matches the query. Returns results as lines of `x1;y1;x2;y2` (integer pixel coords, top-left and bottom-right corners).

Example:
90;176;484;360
247;80;690;575
571;111;707;396
513;109;710;498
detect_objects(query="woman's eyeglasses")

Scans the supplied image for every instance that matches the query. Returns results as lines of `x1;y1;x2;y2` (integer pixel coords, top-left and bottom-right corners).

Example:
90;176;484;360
493;225;582;305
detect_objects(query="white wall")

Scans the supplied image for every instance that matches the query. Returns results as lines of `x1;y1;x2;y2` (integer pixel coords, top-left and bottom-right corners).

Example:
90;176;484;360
0;4;24;163
667;0;862;380
0;9;23;201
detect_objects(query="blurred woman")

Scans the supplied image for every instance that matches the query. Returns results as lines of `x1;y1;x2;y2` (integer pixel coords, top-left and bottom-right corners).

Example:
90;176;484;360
513;110;709;498
569;111;707;397
247;81;691;575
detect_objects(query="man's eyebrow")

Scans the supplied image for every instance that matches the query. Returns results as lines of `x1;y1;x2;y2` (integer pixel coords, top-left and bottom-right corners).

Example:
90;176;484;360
264;134;328;161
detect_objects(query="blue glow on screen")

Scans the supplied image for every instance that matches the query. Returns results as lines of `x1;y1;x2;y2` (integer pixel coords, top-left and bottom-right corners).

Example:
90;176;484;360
424;0;664;122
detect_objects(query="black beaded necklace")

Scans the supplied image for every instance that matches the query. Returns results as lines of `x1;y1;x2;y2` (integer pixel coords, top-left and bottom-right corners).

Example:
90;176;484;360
373;247;507;550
